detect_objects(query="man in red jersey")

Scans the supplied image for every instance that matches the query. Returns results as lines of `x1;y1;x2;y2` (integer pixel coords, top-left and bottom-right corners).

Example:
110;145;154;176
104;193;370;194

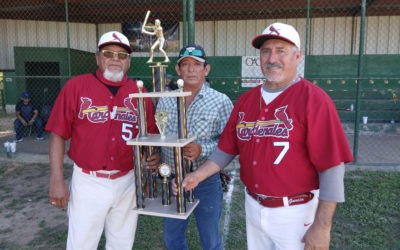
46;31;159;250
181;23;353;250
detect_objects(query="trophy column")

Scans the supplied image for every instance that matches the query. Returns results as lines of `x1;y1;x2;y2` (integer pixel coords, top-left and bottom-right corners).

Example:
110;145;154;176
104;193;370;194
133;80;147;209
177;80;194;203
146;146;157;200
150;62;168;92
174;79;194;213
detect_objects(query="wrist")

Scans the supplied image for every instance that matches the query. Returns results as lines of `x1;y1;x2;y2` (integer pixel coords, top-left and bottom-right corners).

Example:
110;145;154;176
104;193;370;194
313;217;333;229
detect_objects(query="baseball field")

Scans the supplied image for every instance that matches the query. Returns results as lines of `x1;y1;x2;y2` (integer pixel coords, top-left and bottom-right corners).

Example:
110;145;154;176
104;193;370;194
0;113;399;249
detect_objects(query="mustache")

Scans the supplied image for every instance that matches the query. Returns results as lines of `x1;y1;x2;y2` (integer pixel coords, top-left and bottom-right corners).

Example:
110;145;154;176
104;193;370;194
265;63;283;69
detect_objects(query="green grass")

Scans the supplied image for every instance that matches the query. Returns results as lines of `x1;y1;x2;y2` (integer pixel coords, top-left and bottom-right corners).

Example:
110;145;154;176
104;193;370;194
331;171;400;249
0;162;399;249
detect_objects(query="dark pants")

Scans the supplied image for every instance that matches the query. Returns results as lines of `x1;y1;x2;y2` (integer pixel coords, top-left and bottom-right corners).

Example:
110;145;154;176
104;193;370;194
14;118;43;139
163;173;223;250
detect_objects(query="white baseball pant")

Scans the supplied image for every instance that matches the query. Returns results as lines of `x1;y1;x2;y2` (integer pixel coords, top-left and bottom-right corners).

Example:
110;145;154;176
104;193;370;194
244;189;319;250
67;164;138;250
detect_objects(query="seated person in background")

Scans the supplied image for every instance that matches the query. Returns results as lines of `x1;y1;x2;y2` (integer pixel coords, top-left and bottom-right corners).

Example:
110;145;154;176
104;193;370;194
165;73;178;91
14;92;44;142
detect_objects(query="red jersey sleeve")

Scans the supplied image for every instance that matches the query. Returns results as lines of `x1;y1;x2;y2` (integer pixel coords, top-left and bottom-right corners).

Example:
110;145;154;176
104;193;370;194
306;87;353;171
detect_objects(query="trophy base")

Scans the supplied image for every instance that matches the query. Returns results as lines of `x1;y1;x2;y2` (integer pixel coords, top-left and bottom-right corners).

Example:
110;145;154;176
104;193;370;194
133;197;199;220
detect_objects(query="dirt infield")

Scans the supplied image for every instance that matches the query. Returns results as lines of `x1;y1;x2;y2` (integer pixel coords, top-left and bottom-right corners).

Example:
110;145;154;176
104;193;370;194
0;114;69;248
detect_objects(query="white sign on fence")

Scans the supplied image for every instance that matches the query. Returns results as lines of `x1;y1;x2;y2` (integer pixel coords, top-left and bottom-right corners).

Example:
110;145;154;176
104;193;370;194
240;55;305;88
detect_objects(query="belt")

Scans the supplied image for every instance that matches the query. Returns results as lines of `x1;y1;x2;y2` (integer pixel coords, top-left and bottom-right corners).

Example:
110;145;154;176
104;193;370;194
246;188;314;208
79;168;130;180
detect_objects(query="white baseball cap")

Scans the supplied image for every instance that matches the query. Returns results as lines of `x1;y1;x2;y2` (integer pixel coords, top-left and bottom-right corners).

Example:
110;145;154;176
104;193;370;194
251;22;300;49
97;31;133;53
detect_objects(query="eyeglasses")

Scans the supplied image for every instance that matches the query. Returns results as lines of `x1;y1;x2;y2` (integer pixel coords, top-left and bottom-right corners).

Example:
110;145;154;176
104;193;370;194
179;49;204;58
100;50;130;60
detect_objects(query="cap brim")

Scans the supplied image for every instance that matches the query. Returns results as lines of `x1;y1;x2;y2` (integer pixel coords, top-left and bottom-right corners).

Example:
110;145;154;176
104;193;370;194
177;55;206;64
251;34;297;49
98;42;133;53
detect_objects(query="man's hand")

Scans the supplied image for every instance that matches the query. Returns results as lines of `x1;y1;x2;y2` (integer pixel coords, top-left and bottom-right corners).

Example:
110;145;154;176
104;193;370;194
48;133;69;209
28;119;35;125
181;171;201;191
49;176;69;209
21;119;28;126
171;178;178;196
183;142;201;161
303;200;336;250
171;172;201;196
303;222;331;250
170;171;201;196
146;152;161;170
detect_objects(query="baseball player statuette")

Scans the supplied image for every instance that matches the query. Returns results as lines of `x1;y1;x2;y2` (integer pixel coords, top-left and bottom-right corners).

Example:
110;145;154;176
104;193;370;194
141;10;170;63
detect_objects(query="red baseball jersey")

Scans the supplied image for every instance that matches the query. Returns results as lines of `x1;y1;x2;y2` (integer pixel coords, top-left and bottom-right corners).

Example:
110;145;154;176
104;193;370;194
219;78;353;197
46;69;158;171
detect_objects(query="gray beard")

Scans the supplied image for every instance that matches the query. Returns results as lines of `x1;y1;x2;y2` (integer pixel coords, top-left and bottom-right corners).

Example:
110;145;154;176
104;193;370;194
103;69;124;82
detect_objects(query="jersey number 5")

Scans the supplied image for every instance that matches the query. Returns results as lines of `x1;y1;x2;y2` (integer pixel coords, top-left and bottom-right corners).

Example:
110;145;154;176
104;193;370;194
122;123;134;141
273;141;289;165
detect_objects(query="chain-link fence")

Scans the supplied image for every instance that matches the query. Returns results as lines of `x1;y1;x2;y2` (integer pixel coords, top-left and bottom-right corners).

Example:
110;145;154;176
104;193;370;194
0;0;399;165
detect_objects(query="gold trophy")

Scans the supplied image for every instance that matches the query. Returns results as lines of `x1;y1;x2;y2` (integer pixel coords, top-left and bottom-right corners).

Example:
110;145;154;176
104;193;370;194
127;16;199;217
155;110;168;138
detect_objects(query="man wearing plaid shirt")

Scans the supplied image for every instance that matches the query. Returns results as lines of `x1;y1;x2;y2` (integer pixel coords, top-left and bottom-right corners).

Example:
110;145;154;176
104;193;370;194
157;44;233;250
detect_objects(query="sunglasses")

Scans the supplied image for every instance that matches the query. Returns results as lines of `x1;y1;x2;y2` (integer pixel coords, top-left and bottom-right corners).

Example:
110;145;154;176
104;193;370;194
179;49;204;58
100;50;130;60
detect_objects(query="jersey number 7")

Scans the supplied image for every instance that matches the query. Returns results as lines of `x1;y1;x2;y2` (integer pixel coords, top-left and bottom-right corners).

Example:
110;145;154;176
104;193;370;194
273;141;289;165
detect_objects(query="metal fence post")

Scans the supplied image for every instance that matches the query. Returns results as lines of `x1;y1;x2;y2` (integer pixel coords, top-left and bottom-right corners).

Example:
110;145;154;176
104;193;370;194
353;0;367;163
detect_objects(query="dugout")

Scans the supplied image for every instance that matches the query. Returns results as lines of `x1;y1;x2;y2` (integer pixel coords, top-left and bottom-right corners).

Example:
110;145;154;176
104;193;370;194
305;55;400;123
7;47;97;117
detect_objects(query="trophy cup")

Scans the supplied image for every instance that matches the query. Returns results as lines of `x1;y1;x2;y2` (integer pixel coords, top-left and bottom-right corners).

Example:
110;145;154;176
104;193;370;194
155;110;168;138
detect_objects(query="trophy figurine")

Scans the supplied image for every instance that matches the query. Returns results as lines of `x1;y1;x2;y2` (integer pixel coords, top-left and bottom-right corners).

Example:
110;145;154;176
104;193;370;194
159;163;172;206
155;110;168;138
141;10;170;63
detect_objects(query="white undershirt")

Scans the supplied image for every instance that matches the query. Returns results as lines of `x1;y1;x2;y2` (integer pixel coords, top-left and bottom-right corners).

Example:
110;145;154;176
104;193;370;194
261;77;301;105
261;88;283;105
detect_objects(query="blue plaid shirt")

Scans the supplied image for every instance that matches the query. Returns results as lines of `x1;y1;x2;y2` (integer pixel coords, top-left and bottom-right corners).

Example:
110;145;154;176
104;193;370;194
157;82;233;172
